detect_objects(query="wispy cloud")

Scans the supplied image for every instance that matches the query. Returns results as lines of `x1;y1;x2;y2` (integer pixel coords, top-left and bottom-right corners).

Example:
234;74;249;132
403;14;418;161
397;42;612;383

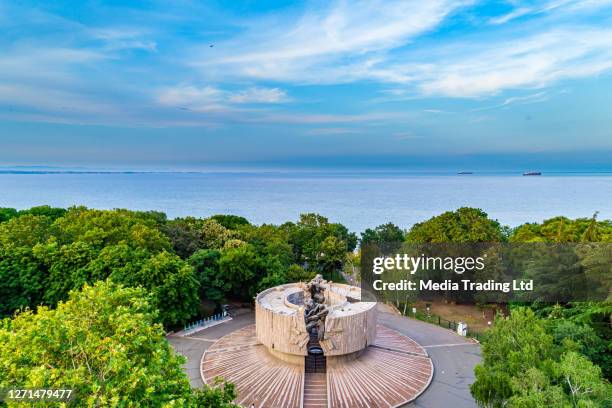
194;0;472;84
88;28;158;52
187;0;612;99
471;91;549;111
156;85;288;112
2;0;612;130
489;0;612;25
415;27;612;97
488;0;573;25
306;127;360;135
228;87;288;104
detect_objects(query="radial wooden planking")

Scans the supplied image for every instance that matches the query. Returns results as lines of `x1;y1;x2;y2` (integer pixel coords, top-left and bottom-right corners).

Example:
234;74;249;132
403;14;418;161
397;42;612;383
327;325;433;408
372;324;428;356
327;348;433;407
201;325;303;408
200;324;433;408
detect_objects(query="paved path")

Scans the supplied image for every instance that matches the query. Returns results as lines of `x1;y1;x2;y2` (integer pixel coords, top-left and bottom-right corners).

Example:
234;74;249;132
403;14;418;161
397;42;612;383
167;306;481;408
377;307;481;408
167;310;254;387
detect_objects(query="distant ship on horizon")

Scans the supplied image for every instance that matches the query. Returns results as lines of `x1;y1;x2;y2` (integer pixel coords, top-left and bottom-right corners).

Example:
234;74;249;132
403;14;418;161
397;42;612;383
523;171;542;176
457;171;474;175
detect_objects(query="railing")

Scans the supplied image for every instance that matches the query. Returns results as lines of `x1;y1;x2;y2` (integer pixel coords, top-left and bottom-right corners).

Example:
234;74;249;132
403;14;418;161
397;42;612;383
183;311;229;333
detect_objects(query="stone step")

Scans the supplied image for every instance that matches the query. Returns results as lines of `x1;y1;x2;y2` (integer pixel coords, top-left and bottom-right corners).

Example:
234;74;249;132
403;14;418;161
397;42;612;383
303;372;328;408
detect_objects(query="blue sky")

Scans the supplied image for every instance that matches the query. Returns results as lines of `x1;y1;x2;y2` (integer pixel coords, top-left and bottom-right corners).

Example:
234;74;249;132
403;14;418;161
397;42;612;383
1;0;612;170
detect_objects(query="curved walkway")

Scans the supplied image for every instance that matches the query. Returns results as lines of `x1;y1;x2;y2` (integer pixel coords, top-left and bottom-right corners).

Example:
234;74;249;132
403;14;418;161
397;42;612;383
167;305;481;408
377;306;481;408
199;324;433;408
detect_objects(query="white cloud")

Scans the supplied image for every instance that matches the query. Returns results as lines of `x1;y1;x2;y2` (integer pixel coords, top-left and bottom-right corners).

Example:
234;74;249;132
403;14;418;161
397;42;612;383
488;0;574;25
489;7;533;25
245;111;406;125
194;0;472;83
156;84;288;112
471;91;549;112
157;85;225;111
489;0;612;25
186;0;612;99
501;91;549;106
306;127;359;135
416;28;612;97
89;28;158;52
228;87;287;104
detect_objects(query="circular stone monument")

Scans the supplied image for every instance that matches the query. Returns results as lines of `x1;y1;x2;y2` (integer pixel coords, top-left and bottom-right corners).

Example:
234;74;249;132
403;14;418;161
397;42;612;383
201;276;433;408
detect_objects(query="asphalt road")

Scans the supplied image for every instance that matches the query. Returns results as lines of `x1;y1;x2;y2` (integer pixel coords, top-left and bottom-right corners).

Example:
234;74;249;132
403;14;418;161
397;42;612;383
377;308;481;408
167;306;481;407
167;310;255;388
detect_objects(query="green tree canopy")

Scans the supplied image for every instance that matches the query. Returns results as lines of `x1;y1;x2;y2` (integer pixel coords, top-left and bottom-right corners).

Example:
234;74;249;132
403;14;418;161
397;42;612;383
0;208;18;223
510;215;612;243
0;281;192;407
360;222;405;246
0;208;199;327
210;214;250;230
0;281;239;407
471;308;611;407
406;207;505;243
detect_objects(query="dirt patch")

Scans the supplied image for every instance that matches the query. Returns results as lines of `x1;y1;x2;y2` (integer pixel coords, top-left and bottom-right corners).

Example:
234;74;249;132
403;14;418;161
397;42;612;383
412;300;503;332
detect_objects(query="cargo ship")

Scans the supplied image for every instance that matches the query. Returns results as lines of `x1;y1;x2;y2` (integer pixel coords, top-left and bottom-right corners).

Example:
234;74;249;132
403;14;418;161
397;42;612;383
523;171;542;176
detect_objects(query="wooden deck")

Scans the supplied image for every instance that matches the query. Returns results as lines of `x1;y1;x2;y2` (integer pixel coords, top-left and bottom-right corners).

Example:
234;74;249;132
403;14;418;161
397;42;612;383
200;324;433;408
201;325;303;408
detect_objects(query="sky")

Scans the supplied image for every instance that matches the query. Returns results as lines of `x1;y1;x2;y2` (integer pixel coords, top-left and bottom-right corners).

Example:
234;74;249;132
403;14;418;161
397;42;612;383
1;0;612;170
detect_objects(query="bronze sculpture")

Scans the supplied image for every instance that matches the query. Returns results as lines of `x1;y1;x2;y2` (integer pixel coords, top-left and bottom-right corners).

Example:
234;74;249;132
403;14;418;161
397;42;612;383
304;274;328;341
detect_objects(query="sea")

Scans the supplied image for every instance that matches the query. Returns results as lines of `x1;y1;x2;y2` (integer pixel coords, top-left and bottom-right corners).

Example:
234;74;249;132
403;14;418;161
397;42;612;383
0;171;610;233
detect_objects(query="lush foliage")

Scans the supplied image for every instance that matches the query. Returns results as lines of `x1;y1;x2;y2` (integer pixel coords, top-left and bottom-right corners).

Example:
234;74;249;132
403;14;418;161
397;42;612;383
0;207;198;327
0;281;237;407
406;207;507;243
0;207;356;324
392;209;612;402
471;308;610;407
1;205;609;406
510;215;612;243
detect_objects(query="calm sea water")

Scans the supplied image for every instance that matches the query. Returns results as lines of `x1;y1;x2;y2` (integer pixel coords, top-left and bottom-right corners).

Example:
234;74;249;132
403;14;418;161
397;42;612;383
0;172;610;232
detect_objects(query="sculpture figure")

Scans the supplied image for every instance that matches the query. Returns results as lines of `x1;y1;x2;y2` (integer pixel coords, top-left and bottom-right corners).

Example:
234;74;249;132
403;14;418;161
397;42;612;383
304;274;328;341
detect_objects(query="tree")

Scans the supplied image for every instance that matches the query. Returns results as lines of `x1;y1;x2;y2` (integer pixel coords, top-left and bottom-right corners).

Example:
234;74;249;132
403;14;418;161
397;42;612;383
406;207;505;243
189;249;230;304
471;308;554;407
316;235;347;280
0;208;17;223
191;377;239;407
17;205;67;221
0;246;45;315
0;208;199;327
218;244;262;299
506;367;569;408
282;213;355;275
201;219;235;249
510;215;612;243
128;251;199;327
161;217;206;258
51;207;171;251
210;214;250;230
360;222;405;248
0;281;193;407
471;308;611;407
286;264;315;282
557;351;610;407
0;214;54;249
